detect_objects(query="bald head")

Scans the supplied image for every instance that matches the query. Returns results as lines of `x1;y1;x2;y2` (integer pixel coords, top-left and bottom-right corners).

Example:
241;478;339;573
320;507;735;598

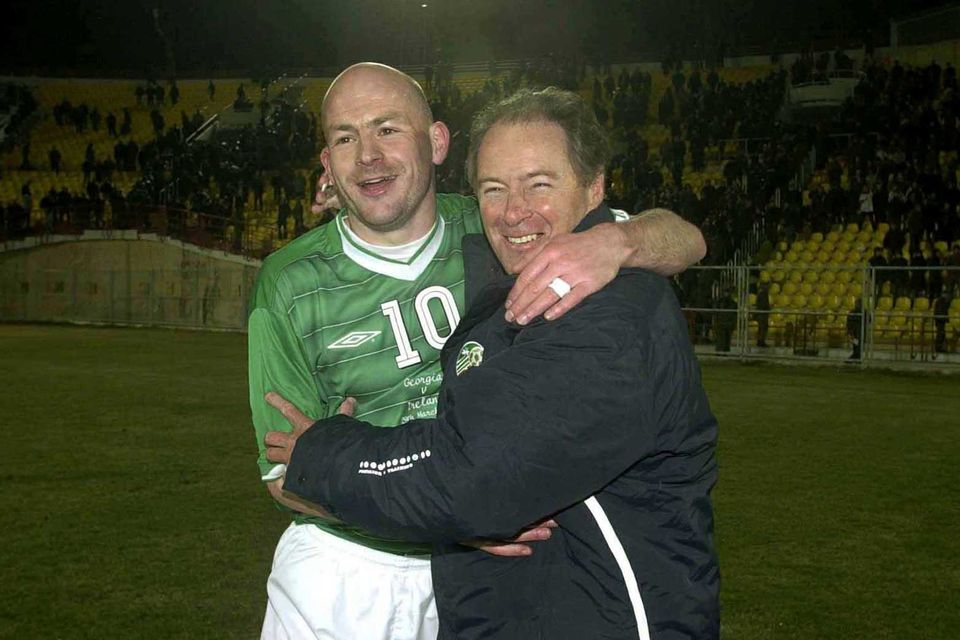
321;63;433;133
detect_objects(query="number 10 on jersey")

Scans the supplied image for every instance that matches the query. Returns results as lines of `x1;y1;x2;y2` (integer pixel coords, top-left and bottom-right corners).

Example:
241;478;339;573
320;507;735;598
380;286;461;368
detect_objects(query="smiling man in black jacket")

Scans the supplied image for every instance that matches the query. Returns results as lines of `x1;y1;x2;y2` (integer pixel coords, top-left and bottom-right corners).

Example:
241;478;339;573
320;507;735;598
266;88;719;640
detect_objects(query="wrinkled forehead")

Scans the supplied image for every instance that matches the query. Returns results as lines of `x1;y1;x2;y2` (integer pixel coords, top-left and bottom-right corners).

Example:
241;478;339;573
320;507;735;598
322;67;431;132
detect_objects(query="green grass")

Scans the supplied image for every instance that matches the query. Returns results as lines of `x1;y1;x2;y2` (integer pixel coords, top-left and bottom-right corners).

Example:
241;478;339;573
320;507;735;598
0;324;958;639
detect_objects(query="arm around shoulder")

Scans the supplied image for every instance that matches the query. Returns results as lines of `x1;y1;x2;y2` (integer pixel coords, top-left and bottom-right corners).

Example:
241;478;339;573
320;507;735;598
617;208;706;276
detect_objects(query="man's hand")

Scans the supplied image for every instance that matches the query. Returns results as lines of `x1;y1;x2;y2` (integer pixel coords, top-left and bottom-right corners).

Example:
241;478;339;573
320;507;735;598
506;224;627;325
463;519;558;557
311;174;341;215
263;392;313;465
264;393;357;464
506;208;705;325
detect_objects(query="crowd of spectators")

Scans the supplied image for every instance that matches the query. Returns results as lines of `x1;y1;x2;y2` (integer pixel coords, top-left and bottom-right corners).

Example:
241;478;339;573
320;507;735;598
2;77;319;250
4;55;960;295
0;82;38;150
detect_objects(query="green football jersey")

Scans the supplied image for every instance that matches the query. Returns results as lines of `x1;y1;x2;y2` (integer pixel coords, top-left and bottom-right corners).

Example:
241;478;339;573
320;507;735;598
249;193;483;555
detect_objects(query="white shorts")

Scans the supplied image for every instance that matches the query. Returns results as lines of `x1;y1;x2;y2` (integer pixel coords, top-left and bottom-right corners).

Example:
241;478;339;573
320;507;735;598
261;522;437;640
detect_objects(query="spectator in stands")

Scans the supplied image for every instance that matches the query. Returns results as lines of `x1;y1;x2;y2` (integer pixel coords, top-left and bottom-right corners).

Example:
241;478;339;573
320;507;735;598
869;247;888;296
947;245;960;296
933;289;950;354
755;282;770;348
252;174;264;211
20;182;32;214
208;80;216;100
120;108;132;136
846;298;863;362
48;147;62;173
19;141;32;170
910;249;928;297
714;288;737;352
106;111;117;138
276;199;289;240
928;249;945;299
292;200;304;236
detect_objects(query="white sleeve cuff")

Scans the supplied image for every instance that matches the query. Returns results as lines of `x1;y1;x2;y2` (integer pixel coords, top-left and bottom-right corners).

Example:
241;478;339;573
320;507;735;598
261;463;287;482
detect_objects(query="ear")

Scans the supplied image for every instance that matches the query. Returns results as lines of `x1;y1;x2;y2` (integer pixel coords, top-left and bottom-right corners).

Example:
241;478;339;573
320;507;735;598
429;121;451;166
586;171;605;210
320;146;332;174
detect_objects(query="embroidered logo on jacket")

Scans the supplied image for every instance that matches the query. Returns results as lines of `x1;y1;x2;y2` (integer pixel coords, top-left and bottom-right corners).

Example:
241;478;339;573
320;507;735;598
328;331;381;349
455;341;484;376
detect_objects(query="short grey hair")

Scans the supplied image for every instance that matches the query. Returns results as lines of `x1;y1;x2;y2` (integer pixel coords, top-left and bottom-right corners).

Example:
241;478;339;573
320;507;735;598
466;87;610;189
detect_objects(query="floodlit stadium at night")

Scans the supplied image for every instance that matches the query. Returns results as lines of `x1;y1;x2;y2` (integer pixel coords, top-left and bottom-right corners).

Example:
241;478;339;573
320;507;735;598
1;1;958;638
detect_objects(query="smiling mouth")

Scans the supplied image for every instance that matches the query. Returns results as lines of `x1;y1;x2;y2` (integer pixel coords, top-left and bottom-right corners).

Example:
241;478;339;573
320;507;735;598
359;176;397;187
506;233;543;245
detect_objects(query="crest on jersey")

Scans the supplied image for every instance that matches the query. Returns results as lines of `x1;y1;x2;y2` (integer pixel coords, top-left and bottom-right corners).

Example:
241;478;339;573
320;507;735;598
328;330;381;349
455;341;484;376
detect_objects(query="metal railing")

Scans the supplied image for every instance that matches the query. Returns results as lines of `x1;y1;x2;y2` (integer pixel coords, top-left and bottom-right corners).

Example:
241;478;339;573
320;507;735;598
3;256;959;359
678;265;960;366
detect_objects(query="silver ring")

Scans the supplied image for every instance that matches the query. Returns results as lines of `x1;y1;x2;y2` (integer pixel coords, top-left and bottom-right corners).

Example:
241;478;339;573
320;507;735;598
548;277;572;299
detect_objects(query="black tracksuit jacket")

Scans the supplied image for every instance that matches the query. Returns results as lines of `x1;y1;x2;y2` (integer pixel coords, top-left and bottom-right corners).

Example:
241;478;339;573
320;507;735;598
285;206;720;639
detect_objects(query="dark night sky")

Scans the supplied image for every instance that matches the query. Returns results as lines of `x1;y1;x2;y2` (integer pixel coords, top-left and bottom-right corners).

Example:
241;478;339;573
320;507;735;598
0;0;953;76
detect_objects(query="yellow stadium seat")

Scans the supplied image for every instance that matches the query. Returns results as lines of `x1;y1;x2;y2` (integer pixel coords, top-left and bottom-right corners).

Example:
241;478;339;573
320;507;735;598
801;250;815;263
809;294;825;309
748;293;757;307
895;297;912;311
760;270;771;283
772;270;785;283
800;282;814;296
914;298;931;313
846;282;863;298
826;230;841;242
826;295;842;310
815;283;832;296
810;232;824;243
836;270;853;284
776;241;788;252
769;283;781;295
791;294;808;308
782;281;799;295
820;270;837;284
785;250;799;263
876;296;894;312
846;223;859;234
803;270;819;283
789;271;803;284
791;240;805;252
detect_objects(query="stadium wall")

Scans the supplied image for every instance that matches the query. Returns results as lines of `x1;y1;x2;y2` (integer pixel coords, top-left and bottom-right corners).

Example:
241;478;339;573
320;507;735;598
0;235;259;330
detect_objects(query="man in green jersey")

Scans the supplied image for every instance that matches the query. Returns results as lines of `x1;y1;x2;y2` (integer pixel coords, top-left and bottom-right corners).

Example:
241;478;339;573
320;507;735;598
249;62;705;640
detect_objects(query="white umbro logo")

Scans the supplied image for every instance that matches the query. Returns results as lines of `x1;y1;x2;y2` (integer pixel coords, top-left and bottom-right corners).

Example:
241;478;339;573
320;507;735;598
328;331;381;349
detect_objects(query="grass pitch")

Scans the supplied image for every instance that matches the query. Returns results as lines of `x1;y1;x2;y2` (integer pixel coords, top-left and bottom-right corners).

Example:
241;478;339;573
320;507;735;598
0;324;957;639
